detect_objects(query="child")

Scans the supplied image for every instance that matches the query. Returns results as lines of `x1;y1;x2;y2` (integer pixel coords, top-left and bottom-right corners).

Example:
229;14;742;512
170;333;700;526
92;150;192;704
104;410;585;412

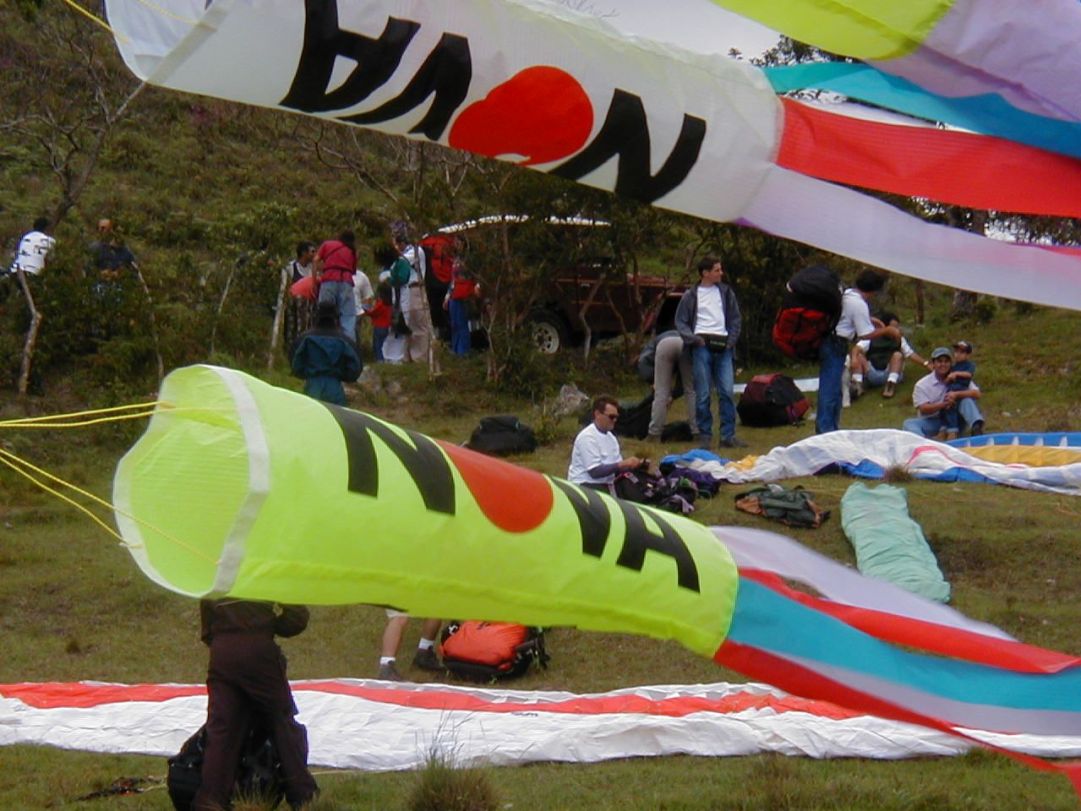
290;301;362;405
942;340;976;438
364;281;393;362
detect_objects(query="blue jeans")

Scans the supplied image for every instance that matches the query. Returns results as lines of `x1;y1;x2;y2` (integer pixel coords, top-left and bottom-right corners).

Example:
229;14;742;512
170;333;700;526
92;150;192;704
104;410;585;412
372;326;388;362
816;335;847;433
903;398;984;437
449;298;471;356
317;281;356;336
692;344;736;441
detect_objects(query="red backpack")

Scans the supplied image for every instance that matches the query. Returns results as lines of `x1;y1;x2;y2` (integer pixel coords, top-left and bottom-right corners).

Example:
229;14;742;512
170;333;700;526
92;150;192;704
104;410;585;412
772;265;843;360
737;373;810;427
440;621;548;682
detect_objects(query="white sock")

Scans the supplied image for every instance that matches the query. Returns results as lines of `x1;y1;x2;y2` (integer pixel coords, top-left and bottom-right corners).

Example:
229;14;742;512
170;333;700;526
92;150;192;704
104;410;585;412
418;638;435;650
887;372;900;384
852;374;863;383
379;656;396;666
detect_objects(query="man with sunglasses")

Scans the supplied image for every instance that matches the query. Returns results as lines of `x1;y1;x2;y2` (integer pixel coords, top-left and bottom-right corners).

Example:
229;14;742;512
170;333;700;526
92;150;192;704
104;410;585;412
568;396;645;492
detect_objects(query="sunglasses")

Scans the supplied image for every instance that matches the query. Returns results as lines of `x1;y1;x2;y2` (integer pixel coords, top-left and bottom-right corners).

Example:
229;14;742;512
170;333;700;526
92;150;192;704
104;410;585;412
602;411;619;419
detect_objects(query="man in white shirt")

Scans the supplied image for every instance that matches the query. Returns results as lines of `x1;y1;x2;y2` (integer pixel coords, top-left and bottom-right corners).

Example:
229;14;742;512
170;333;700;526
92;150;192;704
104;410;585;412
816;270;900;434
391;221;436;369
903;346;985;439
9;217;55;279
568;396;645;491
674;257;745;449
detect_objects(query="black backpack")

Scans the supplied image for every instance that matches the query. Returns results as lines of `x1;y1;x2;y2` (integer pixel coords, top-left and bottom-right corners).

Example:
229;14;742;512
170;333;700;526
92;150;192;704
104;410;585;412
167;722;285;811
611;393;654;440
772;265;843;360
440;621;549;682
737;374;810;427
465;415;538;456
613;470;697;514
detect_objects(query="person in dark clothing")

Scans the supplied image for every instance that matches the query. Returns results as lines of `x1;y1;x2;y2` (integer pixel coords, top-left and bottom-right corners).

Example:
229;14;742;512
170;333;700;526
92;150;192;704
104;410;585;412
290;301;362;405
193;599;318;811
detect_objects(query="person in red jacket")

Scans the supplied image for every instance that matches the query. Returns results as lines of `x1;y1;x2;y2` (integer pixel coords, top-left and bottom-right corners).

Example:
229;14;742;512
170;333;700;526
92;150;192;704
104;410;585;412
363;281;393;362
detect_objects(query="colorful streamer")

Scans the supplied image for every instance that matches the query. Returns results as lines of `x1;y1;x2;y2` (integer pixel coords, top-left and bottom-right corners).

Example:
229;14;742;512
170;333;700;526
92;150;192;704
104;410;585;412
714;0;1081;122
112;366;1081;790
764;62;1081;161
776;98;1081;218
103;0;1081;311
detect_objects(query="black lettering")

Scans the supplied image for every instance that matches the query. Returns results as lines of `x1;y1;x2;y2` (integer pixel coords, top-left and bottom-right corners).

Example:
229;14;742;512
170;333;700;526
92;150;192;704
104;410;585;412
281;6;419;113
281;3;471;141
343;33;472;140
615;501;700;592
552;89;706;203
552;479;611;558
324;405;455;515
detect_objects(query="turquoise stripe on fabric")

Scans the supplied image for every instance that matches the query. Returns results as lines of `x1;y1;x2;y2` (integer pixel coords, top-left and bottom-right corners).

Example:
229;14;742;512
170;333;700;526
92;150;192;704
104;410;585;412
728;577;1081;713
764;62;1081;161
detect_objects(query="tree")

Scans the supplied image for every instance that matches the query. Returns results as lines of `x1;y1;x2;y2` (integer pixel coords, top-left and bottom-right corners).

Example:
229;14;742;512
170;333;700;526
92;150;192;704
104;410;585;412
0;2;144;393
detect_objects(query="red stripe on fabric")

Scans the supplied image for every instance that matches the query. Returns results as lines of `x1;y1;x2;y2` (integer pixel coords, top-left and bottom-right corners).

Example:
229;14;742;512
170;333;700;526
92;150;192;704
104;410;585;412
776;98;1081;218
739;569;1081;674
0;679;858;720
0;682;206;708
713;640;1081;794
297;680;858;719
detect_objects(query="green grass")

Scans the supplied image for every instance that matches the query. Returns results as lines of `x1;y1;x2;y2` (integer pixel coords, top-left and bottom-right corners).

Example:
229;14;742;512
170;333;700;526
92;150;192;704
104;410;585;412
2;302;1081;809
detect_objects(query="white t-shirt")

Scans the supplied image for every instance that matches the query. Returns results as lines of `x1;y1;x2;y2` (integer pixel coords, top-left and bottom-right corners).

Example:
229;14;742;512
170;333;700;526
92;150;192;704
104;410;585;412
835;288;874;341
9;230;55;275
567;422;623;485
353;270;374;311
399;245;427;311
694;285;727;335
912;372;980;409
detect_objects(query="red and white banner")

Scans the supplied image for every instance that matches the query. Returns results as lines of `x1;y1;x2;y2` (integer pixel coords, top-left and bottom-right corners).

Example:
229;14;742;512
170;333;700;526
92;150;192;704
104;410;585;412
4;679;1081;769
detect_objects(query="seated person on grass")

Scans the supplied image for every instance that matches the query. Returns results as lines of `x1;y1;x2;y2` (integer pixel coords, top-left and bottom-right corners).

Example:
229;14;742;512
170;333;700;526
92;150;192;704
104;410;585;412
849;311;930;400
568;396;645;494
902;346;985;440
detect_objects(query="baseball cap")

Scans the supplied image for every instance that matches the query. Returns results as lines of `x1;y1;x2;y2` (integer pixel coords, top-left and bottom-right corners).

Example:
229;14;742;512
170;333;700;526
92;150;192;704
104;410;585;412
931;346;952;360
954;340;973;352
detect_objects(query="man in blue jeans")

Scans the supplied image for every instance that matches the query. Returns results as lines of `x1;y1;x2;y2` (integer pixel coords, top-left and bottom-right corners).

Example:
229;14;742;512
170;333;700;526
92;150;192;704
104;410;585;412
816;269;900;434
675;256;745;449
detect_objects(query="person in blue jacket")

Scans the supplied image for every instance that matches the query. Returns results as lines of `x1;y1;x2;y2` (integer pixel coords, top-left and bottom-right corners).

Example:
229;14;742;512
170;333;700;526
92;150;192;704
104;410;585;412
290;301;362;405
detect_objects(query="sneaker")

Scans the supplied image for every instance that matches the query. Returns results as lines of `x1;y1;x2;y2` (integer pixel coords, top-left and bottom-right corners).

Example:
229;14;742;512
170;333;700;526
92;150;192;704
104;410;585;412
719;436;748;449
696;435;712;450
970;420;985;437
412;647;443;672
377;661;403;681
881;382;896;399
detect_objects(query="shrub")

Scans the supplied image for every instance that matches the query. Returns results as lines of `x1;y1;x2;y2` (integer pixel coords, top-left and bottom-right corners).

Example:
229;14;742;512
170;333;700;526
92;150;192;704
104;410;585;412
408;750;498;811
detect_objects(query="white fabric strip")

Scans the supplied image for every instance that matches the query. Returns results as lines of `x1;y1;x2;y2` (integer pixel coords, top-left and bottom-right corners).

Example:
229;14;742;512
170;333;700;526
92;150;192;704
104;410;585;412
6;679;1081;768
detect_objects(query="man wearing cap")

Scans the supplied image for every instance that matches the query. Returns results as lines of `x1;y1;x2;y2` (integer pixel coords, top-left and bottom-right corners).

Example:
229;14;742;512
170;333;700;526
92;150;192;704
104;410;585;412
902;346;985;440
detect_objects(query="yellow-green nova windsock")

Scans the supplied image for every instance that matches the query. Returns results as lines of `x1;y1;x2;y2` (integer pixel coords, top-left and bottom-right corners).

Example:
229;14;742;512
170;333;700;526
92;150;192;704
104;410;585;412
115;366;1081;795
113;364;737;656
